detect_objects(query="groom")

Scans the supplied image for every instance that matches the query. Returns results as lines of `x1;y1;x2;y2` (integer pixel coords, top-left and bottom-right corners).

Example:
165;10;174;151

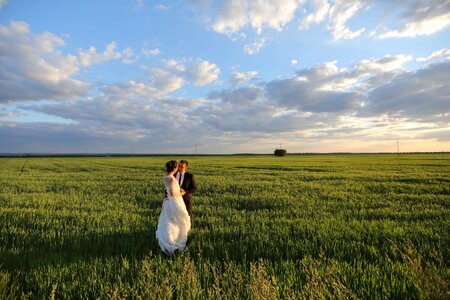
175;160;196;223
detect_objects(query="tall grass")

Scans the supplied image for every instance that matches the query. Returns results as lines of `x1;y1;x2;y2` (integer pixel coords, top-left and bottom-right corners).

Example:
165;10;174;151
0;154;449;298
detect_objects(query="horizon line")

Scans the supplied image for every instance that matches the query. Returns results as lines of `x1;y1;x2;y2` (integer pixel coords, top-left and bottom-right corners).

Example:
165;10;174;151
1;151;449;157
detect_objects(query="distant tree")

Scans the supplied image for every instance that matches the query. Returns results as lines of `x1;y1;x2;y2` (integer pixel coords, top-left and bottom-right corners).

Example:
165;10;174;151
274;149;287;156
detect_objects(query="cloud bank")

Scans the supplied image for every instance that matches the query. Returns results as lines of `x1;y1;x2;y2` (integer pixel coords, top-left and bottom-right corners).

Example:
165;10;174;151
3;44;448;152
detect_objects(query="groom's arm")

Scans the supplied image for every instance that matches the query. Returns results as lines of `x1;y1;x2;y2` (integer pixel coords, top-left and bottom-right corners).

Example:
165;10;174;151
184;174;196;195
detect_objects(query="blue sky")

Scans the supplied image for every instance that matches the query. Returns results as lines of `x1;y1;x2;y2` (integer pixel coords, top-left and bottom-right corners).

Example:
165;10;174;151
1;0;449;153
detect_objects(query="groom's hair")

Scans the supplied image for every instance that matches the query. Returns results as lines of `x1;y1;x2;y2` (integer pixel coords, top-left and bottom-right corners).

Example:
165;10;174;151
166;160;178;172
180;160;188;166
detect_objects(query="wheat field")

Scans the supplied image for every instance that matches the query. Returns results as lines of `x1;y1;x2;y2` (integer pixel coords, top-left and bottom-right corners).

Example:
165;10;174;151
1;154;449;299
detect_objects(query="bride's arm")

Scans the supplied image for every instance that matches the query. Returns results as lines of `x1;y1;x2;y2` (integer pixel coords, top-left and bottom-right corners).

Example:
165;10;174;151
165;177;180;197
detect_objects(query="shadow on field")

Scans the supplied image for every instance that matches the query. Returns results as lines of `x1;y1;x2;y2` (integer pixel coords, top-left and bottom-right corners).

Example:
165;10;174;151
2;225;297;273
1;226;161;271
185;226;317;263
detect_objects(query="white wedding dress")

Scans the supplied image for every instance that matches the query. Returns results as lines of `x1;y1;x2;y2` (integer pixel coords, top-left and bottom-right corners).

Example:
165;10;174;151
156;175;191;255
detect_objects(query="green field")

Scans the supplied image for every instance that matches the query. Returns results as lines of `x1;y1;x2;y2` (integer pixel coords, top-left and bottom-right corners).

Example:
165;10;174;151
1;154;449;299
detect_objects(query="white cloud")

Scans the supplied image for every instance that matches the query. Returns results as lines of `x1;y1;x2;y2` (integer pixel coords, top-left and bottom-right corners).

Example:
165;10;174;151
379;15;450;38
291;59;298;65
0;21;88;102
121;47;135;64
292;60;354;93
292;55;411;94
417;48;450;62
300;0;330;29
164;59;186;72
299;0;366;41
265;53;425;114
146;59;220;93
0;21;139;103
247;0;300;34
208;0;301;35
185;60;220;87
190;1;449;47
142;48;161;56
149;68;185;94
78;42;128;67
329;1;366;41
301;1;449;41
188;0;302;42
355;54;412;73
230;71;258;85
378;0;450;38
243;37;266;55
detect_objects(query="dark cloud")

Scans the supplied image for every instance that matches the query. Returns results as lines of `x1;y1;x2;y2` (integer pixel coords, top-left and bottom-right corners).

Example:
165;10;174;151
208;86;263;103
364;61;450;117
266;77;361;112
0;78;89;103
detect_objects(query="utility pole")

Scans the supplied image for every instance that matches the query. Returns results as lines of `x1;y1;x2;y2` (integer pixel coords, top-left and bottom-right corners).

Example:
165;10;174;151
397;140;399;154
195;144;197;155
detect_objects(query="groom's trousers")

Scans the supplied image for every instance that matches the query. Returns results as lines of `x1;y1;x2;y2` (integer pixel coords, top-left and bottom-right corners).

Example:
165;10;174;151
182;195;193;223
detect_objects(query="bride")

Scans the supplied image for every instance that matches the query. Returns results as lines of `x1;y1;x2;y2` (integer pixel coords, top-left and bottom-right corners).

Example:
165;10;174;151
156;160;191;255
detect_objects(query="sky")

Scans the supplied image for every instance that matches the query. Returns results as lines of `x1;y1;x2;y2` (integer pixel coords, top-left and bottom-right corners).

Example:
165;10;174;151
0;0;449;154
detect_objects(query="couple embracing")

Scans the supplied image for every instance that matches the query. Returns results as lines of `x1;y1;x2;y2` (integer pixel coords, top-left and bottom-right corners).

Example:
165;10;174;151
156;160;196;255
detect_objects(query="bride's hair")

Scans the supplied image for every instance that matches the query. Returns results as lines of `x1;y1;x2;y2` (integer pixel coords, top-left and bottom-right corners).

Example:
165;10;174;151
166;160;178;173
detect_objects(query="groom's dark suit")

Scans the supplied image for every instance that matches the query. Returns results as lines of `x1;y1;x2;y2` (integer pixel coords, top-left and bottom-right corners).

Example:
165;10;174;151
175;171;196;222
